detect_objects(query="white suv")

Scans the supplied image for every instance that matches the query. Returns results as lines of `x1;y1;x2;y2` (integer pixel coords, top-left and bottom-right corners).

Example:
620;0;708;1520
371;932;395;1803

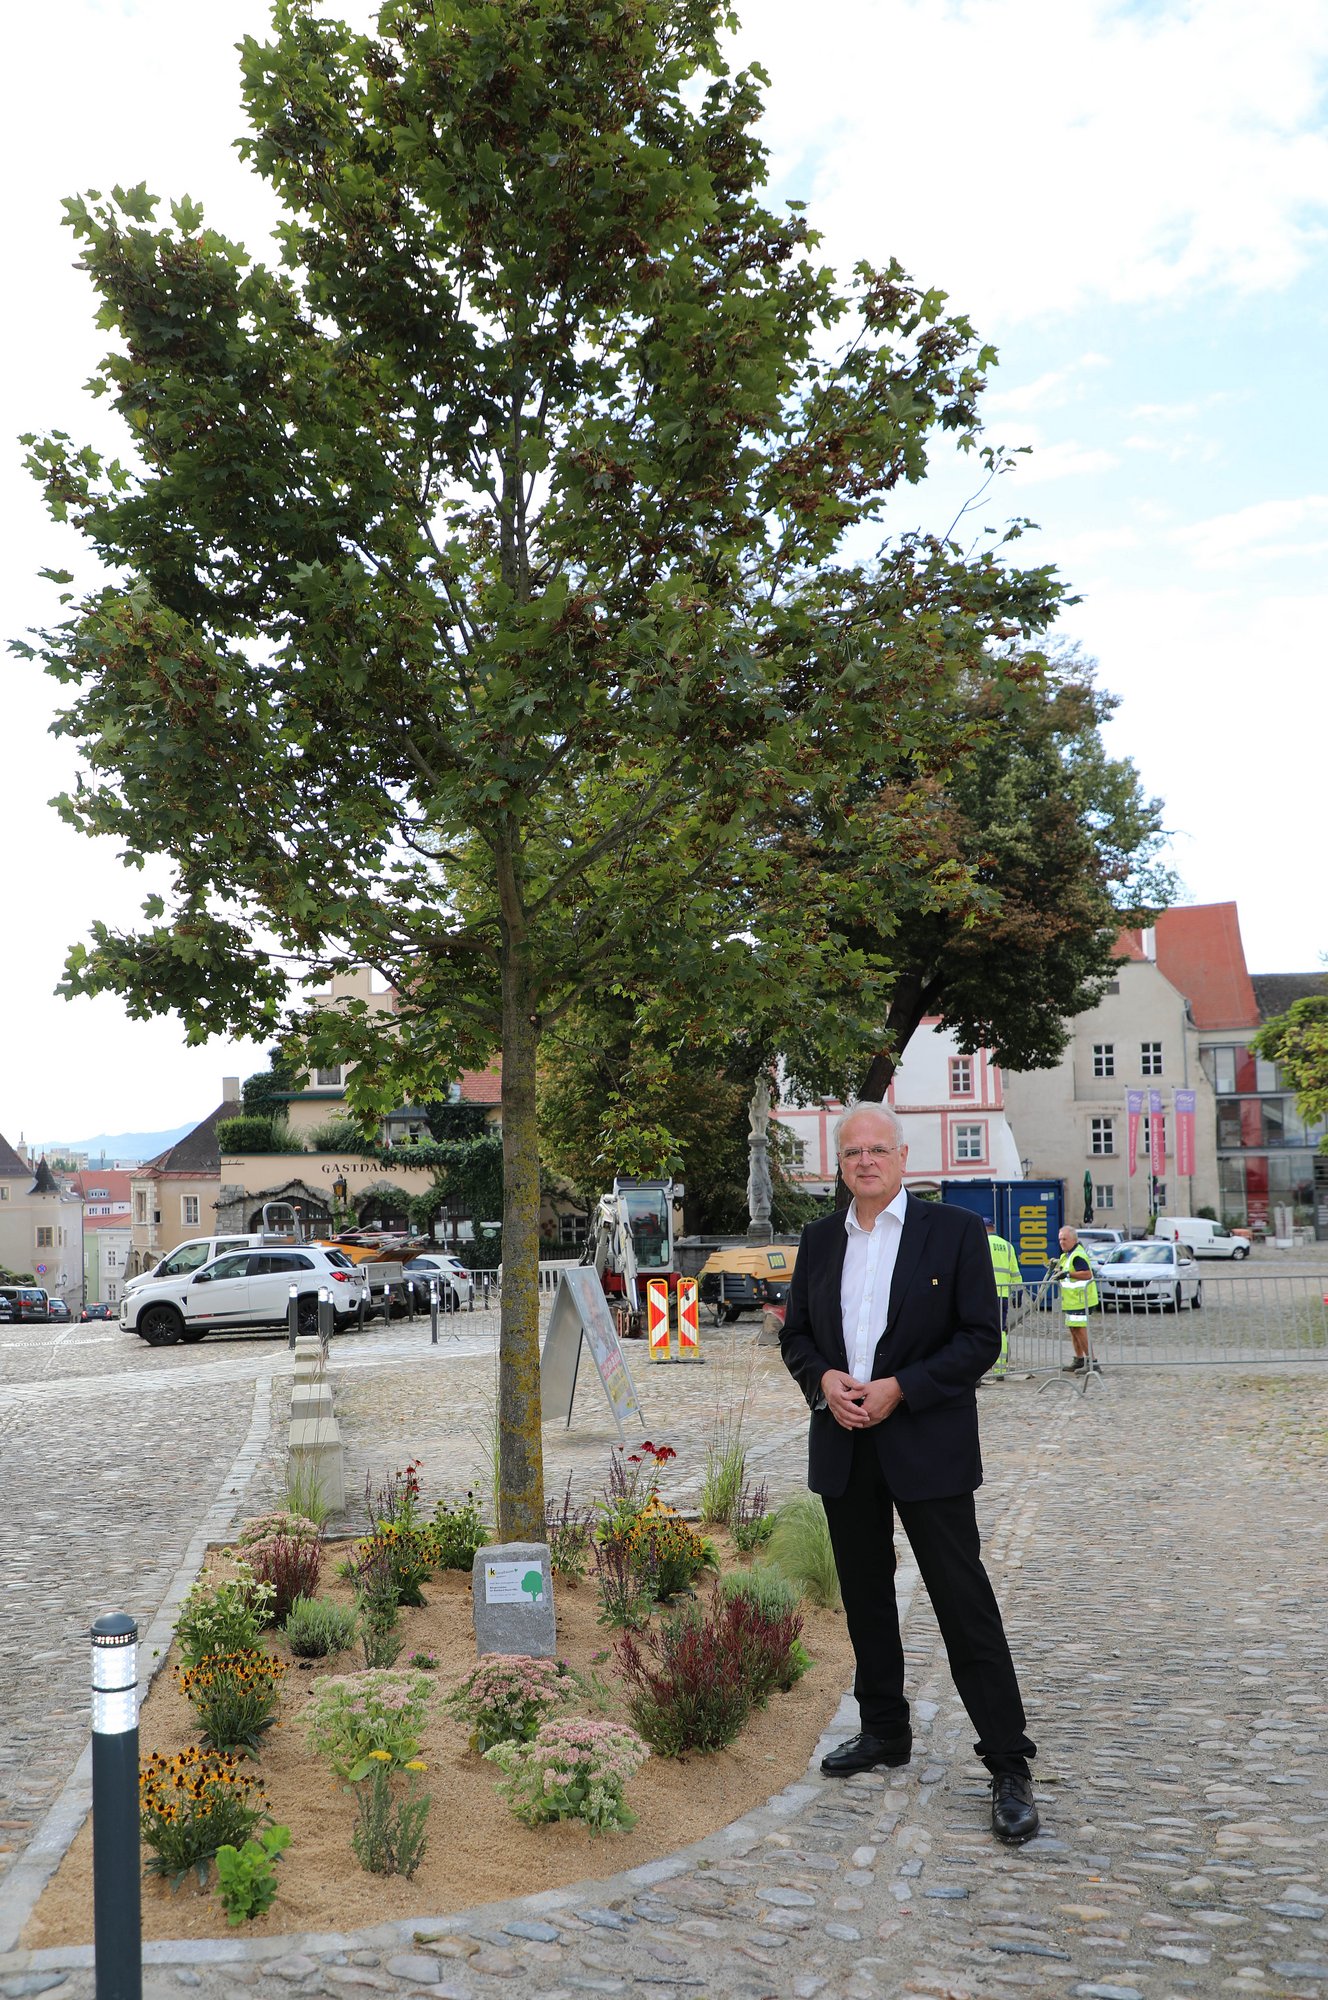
122;1246;369;1346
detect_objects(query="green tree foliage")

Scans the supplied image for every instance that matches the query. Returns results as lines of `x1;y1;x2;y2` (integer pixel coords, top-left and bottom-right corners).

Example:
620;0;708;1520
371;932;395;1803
241;1048;303;1119
1252;995;1328;1143
845;651;1175;1101
538;1002;821;1236
17;0;1064;1533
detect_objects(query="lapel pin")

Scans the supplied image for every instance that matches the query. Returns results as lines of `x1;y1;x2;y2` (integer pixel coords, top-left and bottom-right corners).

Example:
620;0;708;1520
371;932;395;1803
931;1277;939;1286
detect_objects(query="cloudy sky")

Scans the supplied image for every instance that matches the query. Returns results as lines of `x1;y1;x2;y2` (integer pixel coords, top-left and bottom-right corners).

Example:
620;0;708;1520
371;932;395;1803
5;0;1327;1144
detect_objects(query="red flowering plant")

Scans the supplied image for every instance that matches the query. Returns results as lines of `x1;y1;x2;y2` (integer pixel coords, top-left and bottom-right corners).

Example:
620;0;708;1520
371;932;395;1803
597;1440;678;1549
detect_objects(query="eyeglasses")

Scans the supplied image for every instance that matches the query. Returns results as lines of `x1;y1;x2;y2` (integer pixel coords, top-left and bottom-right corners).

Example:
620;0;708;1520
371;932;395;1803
840;1144;898;1163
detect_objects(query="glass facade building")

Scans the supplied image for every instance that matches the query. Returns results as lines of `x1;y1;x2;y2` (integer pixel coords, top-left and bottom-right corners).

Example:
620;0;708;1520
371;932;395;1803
1202;1043;1327;1232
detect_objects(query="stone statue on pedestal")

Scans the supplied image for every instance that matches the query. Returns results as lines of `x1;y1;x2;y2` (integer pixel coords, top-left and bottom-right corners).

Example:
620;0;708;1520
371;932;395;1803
746;1075;773;1245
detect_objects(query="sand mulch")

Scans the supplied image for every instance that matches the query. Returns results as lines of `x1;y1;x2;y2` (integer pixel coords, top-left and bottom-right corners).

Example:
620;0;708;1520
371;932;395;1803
25;1545;852;1947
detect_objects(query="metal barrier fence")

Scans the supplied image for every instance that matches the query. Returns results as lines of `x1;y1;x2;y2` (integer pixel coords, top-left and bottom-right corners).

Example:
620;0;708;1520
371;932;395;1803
1006;1270;1328;1371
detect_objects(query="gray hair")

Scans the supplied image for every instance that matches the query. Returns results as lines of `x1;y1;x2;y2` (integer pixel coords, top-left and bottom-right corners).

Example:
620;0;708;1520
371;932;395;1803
832;1101;905;1153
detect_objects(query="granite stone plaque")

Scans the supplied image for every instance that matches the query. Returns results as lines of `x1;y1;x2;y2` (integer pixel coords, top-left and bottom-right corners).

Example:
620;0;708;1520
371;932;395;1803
471;1541;556;1658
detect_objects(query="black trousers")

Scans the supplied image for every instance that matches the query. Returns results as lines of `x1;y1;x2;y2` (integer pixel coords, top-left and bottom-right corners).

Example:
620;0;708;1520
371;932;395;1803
822;1431;1035;1777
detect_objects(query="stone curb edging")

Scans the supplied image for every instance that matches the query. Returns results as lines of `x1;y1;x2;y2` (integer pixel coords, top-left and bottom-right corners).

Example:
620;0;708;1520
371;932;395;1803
0;1370;279;1957
0;1554;920;1977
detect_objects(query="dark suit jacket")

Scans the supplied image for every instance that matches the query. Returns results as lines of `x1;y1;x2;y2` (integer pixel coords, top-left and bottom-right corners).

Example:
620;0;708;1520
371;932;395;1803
779;1193;1001;1502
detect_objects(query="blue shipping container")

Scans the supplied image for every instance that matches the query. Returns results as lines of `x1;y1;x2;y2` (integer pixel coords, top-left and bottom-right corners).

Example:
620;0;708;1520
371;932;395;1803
939;1179;1064;1286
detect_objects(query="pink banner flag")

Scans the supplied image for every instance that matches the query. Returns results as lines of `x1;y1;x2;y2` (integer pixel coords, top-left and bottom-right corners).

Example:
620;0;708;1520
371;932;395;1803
1126;1090;1144;1177
1148;1088;1166;1175
1174;1088;1196;1178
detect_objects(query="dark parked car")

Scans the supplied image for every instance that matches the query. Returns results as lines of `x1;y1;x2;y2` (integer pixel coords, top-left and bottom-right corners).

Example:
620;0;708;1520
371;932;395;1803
0;1285;50;1323
81;1302;114;1321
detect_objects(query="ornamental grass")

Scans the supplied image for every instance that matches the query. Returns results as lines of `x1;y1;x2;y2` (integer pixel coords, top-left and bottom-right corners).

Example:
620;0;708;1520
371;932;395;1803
176;1649;287;1754
139;1747;268;1881
243;1532;324;1625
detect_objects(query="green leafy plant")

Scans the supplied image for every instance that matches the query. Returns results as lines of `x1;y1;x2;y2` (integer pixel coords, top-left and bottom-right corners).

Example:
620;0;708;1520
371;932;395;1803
766;1494;842;1610
283;1594;358;1661
592;1535;654;1633
624;1500;717;1601
214;1824;291;1925
176;1650;287;1754
215;1114;296;1154
731;1479;775;1556
429;1493;489;1571
139;1748;268;1883
408;1649;438;1671
350;1524;433;1609
351;1755;431;1878
445;1654;572;1753
174;1567;274;1669
304;1670;433;1781
487;1718;648;1834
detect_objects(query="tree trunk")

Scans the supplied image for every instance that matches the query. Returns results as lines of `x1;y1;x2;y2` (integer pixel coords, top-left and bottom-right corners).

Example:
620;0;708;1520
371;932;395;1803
496;940;546;1542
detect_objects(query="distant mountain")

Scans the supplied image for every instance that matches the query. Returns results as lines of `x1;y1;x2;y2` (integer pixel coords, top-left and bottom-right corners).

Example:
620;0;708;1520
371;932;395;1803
47;1123;194;1166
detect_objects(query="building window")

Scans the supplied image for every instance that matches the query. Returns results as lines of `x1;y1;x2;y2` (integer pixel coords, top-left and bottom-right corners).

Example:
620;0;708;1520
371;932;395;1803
1094;1184;1115;1210
134;1192;148;1224
1139;1115;1166;1161
949;1057;973;1096
105;1249;118;1268
0;1186;8;1201
315;1066;343;1087
1141;1041;1163;1076
182;1196;201;1227
36;1226;54;1248
1092;1044;1115;1078
557;1212;588;1248
954;1124;985;1161
783;1135;809;1168
1090;1117;1116;1155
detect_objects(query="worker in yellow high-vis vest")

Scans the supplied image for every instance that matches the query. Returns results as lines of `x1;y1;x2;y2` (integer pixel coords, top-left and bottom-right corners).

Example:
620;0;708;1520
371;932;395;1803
984;1220;1021;1381
1053;1225;1100;1373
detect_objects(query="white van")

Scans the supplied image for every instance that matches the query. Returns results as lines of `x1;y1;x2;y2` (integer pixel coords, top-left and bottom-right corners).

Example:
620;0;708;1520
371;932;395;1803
1151;1217;1250;1260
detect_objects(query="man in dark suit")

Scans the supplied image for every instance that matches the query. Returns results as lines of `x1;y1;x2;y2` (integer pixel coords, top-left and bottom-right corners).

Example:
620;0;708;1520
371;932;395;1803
779;1101;1038;1843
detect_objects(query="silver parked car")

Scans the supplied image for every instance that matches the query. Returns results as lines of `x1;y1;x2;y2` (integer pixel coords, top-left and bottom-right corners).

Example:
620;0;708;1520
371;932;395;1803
1096;1241;1203;1313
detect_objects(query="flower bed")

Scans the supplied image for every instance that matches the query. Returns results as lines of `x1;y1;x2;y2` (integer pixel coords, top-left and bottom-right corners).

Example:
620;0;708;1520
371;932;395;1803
24;1542;853;1946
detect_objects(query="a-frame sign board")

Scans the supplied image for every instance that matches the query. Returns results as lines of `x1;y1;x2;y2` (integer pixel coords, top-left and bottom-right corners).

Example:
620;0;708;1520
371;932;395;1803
540;1267;645;1442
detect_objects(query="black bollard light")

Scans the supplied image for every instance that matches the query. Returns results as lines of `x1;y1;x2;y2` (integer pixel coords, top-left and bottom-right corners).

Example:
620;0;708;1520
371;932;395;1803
318;1286;333;1347
430;1279;439;1346
287;1283;299;1350
91;1613;141;2000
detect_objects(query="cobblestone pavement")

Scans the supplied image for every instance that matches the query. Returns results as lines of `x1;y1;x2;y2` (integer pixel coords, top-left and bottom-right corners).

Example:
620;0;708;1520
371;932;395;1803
4;1310;1328;2000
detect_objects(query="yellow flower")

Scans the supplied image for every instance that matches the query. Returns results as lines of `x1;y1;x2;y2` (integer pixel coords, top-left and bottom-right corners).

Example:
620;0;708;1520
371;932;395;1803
368;1748;393;1762
404;1759;427;1772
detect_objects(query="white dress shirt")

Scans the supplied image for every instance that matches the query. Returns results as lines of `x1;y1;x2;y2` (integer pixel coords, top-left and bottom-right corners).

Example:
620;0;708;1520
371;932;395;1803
841;1187;909;1383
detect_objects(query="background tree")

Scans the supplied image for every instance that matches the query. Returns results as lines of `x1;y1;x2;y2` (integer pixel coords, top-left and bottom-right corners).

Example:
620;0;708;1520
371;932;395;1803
1252;995;1328;1142
841;651;1176;1103
19;0;1063;1534
538;997;825;1236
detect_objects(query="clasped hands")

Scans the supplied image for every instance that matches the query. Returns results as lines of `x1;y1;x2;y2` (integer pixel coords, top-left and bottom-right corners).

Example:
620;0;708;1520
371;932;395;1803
821;1368;903;1430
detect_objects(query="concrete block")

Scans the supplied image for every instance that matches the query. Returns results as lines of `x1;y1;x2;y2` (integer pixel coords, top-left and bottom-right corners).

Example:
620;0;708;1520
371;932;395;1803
290;1382;334;1423
289;1415;345;1513
472;1543;556;1658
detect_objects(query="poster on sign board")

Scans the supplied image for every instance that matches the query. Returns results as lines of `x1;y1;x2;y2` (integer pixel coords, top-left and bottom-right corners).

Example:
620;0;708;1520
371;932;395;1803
540;1266;645;1441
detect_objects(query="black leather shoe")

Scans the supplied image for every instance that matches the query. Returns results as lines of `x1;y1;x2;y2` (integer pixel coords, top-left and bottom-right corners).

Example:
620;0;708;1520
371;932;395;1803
1062;1356;1086;1372
991;1772;1039;1843
821;1730;912;1776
